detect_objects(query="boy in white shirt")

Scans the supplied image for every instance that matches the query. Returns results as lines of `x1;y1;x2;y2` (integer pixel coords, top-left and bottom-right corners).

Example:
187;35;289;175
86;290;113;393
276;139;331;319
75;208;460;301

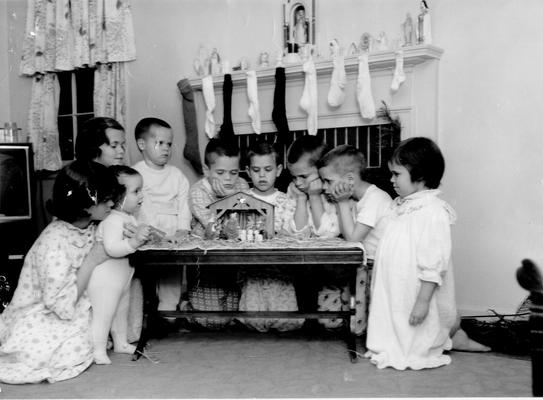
132;117;191;313
317;144;392;335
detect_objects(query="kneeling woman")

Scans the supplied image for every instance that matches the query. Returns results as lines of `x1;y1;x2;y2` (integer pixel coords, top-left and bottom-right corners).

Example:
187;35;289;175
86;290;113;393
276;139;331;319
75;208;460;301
0;160;120;384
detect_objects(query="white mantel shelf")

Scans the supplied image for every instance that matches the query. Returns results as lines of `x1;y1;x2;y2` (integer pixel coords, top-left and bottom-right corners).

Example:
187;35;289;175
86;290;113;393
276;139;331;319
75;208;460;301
188;44;443;90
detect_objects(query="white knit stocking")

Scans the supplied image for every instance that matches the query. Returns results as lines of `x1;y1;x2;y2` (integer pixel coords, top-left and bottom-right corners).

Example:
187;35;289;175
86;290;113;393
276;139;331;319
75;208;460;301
327;41;346;107
88;262;134;364
246;70;261;134
299;59;318;135
202;75;216;138
391;50;406;92
111;275;136;354
356;53;376;119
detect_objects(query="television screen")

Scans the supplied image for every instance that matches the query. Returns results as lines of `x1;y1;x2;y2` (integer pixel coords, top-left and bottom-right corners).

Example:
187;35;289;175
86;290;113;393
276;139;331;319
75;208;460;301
0;144;32;223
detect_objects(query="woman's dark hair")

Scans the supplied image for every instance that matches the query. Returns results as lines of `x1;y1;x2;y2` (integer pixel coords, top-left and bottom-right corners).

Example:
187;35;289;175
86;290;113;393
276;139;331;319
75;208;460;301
108;165;141;207
390;137;445;189
75;117;125;162
47;160;122;223
286;135;329;167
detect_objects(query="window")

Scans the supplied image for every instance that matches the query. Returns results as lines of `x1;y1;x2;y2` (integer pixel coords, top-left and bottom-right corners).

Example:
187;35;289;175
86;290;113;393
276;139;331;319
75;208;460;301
57;68;95;161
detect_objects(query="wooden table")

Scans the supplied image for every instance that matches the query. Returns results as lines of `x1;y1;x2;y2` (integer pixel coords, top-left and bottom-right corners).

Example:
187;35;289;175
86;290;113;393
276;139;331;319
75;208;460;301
130;237;365;362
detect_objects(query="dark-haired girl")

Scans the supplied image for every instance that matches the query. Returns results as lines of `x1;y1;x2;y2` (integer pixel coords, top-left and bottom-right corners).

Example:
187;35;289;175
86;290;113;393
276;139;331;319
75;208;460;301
0;161;119;383
365;137;486;370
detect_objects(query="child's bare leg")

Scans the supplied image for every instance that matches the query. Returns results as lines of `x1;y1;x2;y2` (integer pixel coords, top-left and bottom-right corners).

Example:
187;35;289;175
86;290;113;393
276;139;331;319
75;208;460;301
450;315;491;352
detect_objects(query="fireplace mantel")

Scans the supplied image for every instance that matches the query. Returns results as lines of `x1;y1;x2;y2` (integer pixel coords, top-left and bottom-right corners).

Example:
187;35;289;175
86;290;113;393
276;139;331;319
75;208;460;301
187;44;443;139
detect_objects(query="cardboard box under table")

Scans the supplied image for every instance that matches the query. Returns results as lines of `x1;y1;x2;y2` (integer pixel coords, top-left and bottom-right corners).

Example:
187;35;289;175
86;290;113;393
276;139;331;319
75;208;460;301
130;237;367;362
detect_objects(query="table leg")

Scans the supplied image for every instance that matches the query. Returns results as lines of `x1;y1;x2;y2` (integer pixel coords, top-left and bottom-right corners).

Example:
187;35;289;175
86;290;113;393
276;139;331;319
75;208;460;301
346;265;359;363
133;267;158;361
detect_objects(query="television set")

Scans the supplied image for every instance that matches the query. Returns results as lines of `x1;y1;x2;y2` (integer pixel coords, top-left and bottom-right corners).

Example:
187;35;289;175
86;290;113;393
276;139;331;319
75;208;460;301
0;143;33;223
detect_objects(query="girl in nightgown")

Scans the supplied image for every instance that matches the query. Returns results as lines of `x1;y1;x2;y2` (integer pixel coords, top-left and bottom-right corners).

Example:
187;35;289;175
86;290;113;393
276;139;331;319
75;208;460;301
365;137;458;370
0;161;120;383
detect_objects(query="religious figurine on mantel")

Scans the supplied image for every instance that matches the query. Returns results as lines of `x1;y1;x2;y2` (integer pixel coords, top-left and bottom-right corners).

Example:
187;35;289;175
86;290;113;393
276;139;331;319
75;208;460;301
283;0;314;64
417;0;432;44
402;13;415;47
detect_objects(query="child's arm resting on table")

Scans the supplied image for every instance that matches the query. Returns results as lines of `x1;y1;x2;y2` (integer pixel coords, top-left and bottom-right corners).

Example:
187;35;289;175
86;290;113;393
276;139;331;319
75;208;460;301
101;216;150;257
333;181;372;242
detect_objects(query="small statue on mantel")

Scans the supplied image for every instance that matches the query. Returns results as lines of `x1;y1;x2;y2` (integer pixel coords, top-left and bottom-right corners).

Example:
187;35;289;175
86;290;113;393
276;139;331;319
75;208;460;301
258;52;270;68
359;32;372;53
402;13;415;47
210;48;222;75
417;0;432;44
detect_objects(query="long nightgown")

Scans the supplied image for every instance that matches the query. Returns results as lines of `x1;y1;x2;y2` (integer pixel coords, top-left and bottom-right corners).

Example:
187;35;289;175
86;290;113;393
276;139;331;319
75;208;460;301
366;189;458;370
0;220;95;383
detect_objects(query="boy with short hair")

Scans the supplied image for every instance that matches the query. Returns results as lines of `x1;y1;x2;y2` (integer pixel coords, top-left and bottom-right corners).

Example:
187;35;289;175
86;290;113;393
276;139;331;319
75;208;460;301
318;144;392;334
238;140;303;332
318;144;392;261
132;117;191;313
187;137;249;329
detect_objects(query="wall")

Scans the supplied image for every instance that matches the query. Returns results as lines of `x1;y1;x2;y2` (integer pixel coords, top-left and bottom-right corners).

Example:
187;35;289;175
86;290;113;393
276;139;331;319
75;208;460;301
5;0;543;314
0;1;11;122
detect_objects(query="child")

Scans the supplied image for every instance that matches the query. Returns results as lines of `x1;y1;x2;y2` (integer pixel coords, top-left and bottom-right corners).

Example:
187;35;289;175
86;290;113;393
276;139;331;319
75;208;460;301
318;144;392;334
0;161;119;383
238;140;304;332
286;136;350;327
286;135;338;238
365;137;469;370
188;137;249;329
88;166;150;364
132;118;191;314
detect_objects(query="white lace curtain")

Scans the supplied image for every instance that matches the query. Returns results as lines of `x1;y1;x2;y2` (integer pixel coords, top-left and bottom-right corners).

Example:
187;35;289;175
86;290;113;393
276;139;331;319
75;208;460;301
20;0;136;170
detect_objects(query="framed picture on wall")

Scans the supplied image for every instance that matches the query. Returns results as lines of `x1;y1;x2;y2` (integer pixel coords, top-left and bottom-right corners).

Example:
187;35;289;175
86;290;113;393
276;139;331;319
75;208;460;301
283;0;315;56
0;144;33;223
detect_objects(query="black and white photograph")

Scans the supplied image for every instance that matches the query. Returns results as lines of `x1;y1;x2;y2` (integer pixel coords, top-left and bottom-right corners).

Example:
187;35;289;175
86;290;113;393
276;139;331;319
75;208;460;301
0;0;541;398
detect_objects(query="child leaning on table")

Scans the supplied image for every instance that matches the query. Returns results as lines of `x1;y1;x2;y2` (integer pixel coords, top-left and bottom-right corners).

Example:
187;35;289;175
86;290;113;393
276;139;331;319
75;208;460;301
286;135;338;238
317;144;392;335
88;166;151;365
132;117;191;314
237;140;304;332
365;137;488;371
188;137;249;329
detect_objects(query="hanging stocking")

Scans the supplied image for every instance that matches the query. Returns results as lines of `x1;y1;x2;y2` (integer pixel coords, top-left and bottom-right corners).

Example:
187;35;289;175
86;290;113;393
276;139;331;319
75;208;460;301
246;70;261;134
327;40;346;107
272;67;290;137
390;50;406;92
202;75;216;138
218;74;235;139
299;59;318;135
177;78;204;176
356;53;376;120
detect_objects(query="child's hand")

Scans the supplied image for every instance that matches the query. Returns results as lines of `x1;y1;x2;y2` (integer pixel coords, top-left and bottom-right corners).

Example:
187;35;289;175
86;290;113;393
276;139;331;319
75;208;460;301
289;182;307;198
409;299;430;326
123;222;137;239
332;181;354;202
134;224;151;247
210;177;236;197
307;178;323;196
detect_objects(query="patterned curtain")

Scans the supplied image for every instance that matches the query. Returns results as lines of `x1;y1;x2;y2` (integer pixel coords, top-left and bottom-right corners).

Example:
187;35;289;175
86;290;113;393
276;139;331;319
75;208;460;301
20;0;136;170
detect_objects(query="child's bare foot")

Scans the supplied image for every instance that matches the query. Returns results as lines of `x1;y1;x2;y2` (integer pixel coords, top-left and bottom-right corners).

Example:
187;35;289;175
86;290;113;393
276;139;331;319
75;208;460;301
94;352;112;365
452;328;491;352
114;343;136;354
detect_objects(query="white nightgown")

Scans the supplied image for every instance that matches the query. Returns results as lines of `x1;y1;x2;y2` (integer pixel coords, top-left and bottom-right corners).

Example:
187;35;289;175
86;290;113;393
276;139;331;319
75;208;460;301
366;189;458;370
0;220;95;383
